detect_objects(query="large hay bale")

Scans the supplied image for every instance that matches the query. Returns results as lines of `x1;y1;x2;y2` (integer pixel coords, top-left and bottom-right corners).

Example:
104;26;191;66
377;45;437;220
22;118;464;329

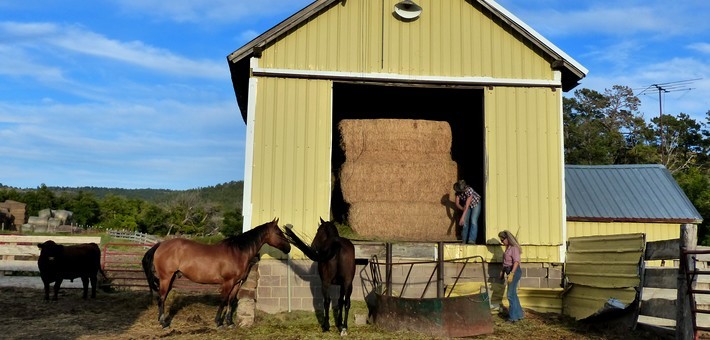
340;160;457;203
338;119;452;161
53;210;73;224
338;118;462;241
28;216;48;227
38;209;53;219
348;202;457;241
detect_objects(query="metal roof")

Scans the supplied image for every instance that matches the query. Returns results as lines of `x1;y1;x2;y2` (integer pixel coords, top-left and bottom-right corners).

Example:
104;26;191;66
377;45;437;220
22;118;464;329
565;164;703;223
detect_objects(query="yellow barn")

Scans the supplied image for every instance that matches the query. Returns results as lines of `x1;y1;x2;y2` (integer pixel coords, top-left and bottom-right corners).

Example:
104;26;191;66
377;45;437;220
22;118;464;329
227;0;589;313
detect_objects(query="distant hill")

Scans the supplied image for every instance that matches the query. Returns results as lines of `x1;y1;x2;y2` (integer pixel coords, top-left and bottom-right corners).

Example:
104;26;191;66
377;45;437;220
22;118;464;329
46;181;244;211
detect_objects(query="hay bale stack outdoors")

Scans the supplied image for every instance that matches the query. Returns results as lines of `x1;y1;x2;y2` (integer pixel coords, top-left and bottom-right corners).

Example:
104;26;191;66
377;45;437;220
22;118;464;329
339;119;458;241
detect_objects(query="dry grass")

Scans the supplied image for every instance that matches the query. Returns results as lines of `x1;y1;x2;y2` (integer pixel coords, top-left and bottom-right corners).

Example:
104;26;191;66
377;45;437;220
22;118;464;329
0;286;675;340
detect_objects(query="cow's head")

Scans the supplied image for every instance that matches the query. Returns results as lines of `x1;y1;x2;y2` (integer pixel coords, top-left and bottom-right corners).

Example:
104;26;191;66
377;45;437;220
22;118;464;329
37;240;62;261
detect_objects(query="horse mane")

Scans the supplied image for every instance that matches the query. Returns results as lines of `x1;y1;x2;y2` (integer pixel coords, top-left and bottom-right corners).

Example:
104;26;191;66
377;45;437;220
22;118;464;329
220;222;269;251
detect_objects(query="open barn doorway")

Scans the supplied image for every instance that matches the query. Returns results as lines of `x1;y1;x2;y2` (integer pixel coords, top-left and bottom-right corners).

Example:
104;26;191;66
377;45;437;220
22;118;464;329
331;82;485;243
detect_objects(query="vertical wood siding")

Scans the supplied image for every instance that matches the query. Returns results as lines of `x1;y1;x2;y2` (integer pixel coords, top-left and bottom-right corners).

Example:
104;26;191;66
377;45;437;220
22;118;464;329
485;87;563;246
260;0;554;80
251;77;333;241
568;221;679;242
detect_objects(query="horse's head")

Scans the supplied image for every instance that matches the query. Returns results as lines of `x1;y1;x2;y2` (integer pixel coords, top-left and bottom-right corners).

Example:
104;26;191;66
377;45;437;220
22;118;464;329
312;217;339;249
265;218;291;254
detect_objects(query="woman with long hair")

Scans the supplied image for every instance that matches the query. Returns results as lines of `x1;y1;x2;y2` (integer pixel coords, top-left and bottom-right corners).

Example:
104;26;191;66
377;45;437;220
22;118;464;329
498;230;524;322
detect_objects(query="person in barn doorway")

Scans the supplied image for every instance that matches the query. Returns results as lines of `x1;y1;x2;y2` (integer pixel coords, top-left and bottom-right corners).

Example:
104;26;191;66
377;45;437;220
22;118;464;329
453;179;481;244
499;230;524;323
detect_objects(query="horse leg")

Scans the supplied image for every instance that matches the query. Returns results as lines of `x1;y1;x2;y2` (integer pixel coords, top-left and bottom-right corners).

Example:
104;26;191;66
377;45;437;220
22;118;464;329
225;283;242;327
340;283;353;336
158;272;177;328
215;281;238;327
321;284;331;332
334;286;344;330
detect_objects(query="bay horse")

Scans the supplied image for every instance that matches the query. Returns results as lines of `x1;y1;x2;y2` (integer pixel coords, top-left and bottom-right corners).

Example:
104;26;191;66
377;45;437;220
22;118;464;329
285;218;356;336
141;218;290;328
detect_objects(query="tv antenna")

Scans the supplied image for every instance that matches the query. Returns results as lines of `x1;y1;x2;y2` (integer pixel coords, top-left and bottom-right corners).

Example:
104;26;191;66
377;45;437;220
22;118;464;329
636;78;700;153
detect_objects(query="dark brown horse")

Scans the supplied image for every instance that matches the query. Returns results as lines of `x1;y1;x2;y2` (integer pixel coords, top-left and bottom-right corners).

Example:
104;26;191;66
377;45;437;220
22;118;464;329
141;218;291;328
285;218;356;336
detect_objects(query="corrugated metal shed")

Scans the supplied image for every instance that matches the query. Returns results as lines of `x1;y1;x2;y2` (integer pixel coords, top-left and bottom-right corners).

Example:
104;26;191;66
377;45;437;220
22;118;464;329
563;233;645;320
565;164;703;224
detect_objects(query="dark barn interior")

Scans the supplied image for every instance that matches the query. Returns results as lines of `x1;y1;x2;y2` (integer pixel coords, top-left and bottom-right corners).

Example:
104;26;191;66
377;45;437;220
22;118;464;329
331;82;486;242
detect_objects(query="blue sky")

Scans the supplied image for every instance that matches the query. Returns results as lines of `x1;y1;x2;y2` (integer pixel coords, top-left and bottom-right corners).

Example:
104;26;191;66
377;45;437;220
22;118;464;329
0;0;707;190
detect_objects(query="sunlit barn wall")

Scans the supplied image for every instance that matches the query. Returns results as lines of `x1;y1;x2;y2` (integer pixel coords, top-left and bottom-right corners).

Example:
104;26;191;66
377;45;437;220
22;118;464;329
259;0;554;80
249;77;333;256
568;221;679;242
485;87;564;247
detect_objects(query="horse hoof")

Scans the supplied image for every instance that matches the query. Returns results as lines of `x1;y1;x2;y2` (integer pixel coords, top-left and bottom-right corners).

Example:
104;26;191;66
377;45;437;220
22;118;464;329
340;329;348;336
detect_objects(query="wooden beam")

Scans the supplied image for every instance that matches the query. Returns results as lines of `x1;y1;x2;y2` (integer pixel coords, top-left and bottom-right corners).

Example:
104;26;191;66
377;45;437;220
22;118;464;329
641;298;677;320
643;268;677;289
645;239;679;260
677;224;697;340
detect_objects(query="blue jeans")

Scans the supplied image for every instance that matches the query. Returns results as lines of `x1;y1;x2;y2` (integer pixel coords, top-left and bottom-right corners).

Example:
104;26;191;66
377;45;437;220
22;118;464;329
461;203;481;244
507;266;524;321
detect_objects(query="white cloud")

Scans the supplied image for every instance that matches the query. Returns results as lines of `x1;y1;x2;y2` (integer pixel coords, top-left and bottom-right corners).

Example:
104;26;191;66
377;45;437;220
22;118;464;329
688;43;710;55
112;0;312;24
0;21;225;79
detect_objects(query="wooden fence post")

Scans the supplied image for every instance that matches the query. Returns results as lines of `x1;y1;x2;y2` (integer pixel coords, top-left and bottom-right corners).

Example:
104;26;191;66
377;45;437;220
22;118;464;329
677;224;697;340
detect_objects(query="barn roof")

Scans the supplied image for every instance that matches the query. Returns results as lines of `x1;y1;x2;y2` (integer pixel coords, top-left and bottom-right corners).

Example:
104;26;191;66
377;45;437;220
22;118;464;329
565;164;703;224
227;0;588;115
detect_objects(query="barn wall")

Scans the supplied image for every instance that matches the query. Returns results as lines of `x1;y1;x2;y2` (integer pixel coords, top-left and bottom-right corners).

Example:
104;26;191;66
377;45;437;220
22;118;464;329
250;77;333;258
567;221;679;242
485;86;564;247
259;0;554;80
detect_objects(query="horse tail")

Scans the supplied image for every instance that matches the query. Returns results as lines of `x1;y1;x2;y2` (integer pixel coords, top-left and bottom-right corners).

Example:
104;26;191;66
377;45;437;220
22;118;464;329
141;242;161;293
284;227;321;262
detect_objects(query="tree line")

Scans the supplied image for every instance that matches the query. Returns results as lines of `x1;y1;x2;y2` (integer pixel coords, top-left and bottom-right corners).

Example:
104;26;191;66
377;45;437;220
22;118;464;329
0;181;244;237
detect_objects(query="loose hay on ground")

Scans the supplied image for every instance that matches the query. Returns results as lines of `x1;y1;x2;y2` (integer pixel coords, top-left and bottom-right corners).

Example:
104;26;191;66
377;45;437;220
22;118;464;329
0;286;668;339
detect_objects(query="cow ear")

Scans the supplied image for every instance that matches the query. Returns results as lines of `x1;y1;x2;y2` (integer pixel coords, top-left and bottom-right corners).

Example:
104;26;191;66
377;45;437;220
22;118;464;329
320;217;325;223
37;243;44;249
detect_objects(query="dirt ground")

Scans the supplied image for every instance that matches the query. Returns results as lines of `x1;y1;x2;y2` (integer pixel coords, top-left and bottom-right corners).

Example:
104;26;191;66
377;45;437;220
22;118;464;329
0;286;684;340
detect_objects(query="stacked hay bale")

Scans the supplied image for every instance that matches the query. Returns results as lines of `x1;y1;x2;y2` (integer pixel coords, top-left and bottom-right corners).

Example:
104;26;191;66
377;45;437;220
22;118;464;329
339;119;458;241
0;200;27;229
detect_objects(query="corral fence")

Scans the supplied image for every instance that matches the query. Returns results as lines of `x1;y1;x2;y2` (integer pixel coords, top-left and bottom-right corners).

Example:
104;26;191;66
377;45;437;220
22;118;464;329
636;224;708;339
100;242;220;293
106;229;160;245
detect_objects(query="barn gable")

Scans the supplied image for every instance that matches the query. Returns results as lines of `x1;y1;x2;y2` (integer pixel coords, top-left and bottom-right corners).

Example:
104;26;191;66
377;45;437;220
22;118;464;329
228;0;587;121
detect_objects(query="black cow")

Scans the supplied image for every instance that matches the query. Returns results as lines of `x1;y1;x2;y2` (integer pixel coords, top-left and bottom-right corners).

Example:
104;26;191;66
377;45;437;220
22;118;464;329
37;240;105;301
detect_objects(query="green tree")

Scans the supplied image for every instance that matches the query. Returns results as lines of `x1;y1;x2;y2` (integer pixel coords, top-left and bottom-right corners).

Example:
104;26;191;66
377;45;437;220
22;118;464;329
137;203;169;235
652;113;705;173
99;195;140;231
564;86;649;164
221;207;243;237
67;191;101;227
